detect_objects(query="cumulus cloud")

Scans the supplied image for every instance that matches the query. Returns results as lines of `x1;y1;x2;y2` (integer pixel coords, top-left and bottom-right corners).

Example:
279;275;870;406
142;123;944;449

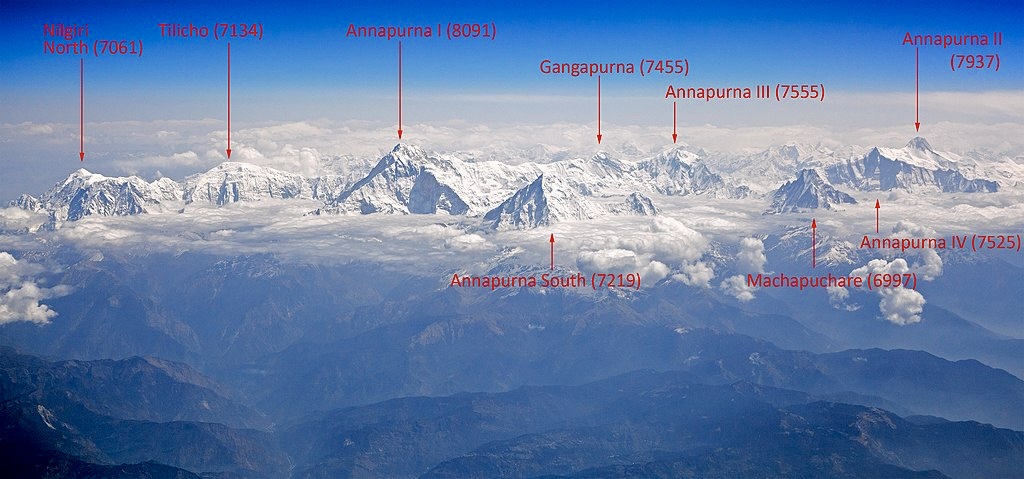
826;285;859;311
675;261;715;288
877;287;927;326
0;252;71;325
913;248;943;281
843;258;926;325
629;217;710;263
721;275;754;302
881;221;944;281
720;237;766;302
570;216;712;288
576;248;671;285
736;237;767;273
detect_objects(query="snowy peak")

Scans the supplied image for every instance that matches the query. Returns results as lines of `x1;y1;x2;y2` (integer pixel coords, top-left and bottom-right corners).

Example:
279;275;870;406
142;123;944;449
484;175;549;230
371;143;428;176
352;143;426;189
536;152;634;195
704;142;867;194
151;177;183;201
408;152;525;215
767;169;857;214
10;194;41;211
323;144;633;218
378;143;427;175
906;136;933;152
326;143;435;214
27;169;181;222
638;148;703;195
766;225;861;267
183;162;312;205
776;144;805;161
637;147;743;197
824;138;998;193
613;192;658;216
12;140;1014;228
483;174;605;230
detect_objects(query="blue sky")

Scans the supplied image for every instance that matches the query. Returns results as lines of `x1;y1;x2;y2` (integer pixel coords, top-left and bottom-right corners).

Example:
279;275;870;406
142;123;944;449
0;0;1022;198
2;0;1021;121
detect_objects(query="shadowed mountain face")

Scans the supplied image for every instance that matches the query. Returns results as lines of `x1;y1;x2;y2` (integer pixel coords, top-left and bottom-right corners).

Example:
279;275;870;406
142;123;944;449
1;130;1022;479
278;370;1021;479
0;347;267;429
2;252;1022;431
4;327;1022;478
824;141;999;193
0;347;289;479
767;168;857;213
11;143;762;231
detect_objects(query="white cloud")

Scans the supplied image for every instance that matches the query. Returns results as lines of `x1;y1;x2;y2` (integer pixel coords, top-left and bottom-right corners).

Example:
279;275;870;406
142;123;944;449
576;248;671;285
5;122;55;135
891;220;938;238
111;150;201;173
736;237;767;274
0;206;50;236
721;275;754;302
878;287;927;326
568;216;712;289
0;252;71;325
886;221;944;281
446;233;489;252
676;261;715;288
1;282;61;324
5;108;1023;204
847;258;926;325
720;237;766;302
827;285;860;311
640;217;710;263
913;248;943;282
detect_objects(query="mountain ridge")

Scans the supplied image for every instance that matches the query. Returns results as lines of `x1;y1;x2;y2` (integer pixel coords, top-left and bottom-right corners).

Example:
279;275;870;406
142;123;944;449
8;138;1009;229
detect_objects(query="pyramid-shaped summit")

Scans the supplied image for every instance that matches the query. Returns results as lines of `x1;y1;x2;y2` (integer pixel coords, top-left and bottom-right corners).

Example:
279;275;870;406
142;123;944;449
329;143;428;214
483;175;550;230
767;168;857;214
483;174;605;230
906;136;932;151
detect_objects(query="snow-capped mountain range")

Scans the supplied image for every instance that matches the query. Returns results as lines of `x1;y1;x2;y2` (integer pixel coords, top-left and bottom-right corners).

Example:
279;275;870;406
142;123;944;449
182;162;347;205
9;138;1014;228
12;169;181;222
708;137;1011;194
824;138;998;193
767;169;857;214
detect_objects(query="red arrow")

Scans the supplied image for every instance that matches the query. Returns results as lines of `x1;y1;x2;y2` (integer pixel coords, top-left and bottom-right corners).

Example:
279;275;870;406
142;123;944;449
397;41;403;139
671;100;678;143
875;199;880;233
811;219;817;268
226;42;232;159
596;75;602;144
914;47;920;132
79;58;84;162
549;234;555;270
